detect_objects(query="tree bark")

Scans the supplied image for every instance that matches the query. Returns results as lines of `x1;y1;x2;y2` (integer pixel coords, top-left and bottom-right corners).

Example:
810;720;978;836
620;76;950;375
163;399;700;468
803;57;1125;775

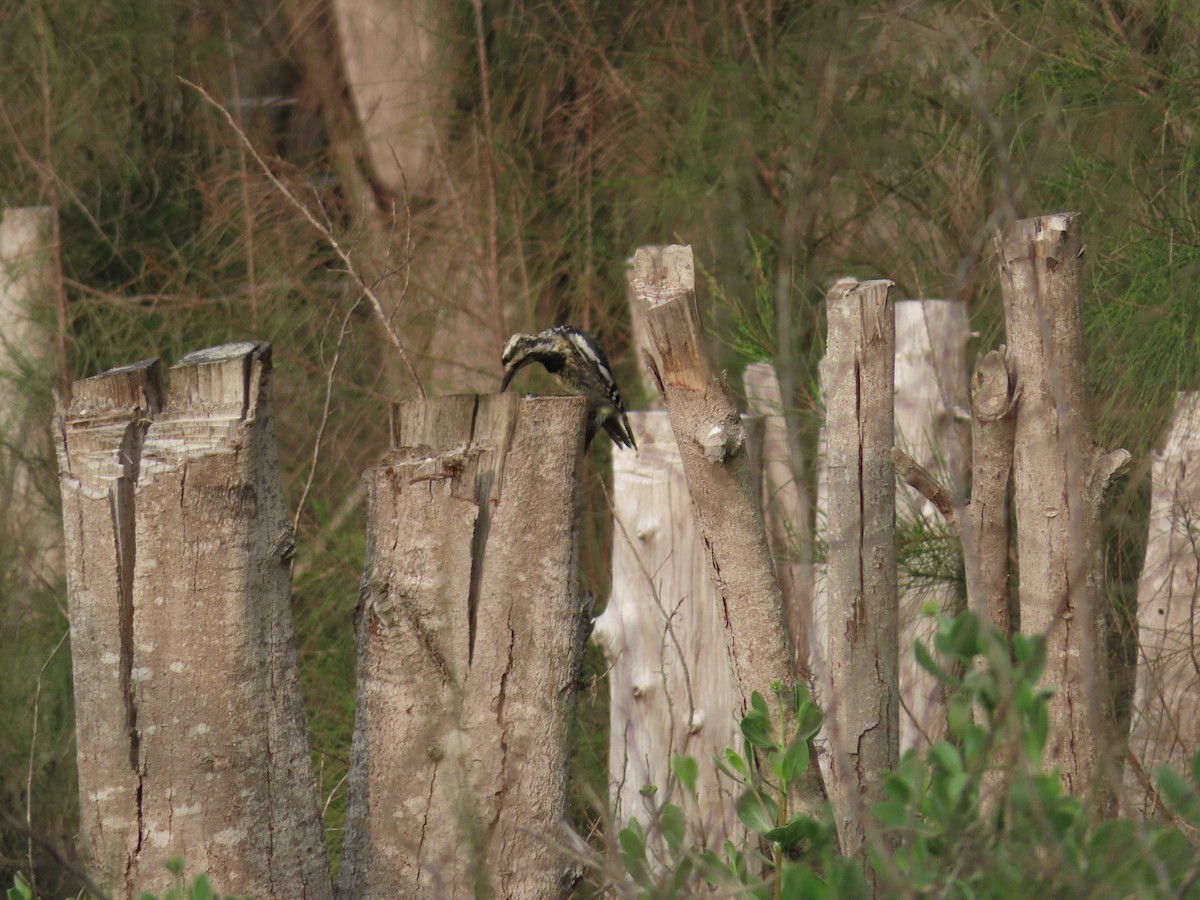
57;358;162;891
338;393;589;899
592;411;745;857
57;343;333;899
963;348;1017;637
820;278;899;859
629;244;826;819
743;361;813;678
1125;392;1200;829
892;300;969;753
996;212;1130;807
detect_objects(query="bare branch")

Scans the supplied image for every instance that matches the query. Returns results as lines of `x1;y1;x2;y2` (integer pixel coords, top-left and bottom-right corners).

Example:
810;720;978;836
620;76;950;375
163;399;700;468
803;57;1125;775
180;78;426;401
892;446;959;531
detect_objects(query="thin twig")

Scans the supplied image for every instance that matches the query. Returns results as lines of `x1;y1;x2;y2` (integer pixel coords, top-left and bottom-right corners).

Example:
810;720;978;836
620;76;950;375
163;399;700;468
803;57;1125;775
470;0;506;353
26;626;70;898
293;296;363;535
180;78;426;401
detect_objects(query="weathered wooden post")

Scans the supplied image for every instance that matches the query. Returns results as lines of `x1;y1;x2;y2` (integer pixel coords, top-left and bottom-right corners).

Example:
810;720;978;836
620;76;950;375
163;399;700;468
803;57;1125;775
820;279;899;862
338;393;590;899
56;343;333;898
996;213;1130;806
892;300;969;752
743;362;813;677
1;206;63;588
1126;392;1200;826
629;244;826;818
593;411;746;857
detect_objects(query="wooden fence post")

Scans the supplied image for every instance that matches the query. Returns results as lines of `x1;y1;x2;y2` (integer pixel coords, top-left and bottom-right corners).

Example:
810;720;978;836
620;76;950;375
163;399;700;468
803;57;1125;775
57;359;162;889
57;343;333;898
1;206;63;588
629;244;827;820
592;411;747;859
892;300;969;753
743;362;813;679
338;393;589;899
996;213;1130;807
821;278;898;861
1126;392;1200;827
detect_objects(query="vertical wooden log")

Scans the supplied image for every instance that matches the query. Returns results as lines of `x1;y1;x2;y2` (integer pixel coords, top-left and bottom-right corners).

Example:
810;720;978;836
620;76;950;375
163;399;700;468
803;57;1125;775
1126;392;1200;824
1;206;62;587
821;278;898;858
626;255;664;407
57;359;162;890
592;411;744;856
338;393;589;899
963;348;1017;637
997;213;1130;805
58;344;332;898
892;300;969;753
128;343;332;898
743;362;813;678
630;244;827;818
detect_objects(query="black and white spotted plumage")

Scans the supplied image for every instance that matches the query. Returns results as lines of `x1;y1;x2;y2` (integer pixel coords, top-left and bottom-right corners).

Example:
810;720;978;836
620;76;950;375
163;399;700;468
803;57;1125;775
500;325;637;450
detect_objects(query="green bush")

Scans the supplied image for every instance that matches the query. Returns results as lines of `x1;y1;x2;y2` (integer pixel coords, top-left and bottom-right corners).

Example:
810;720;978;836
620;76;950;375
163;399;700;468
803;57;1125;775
611;612;1200;899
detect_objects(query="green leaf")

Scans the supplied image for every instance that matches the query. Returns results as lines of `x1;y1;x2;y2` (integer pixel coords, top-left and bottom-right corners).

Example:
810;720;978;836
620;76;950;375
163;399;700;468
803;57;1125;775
661;802;686;855
740;709;777;750
794;702;824;742
736;788;778;834
188;873;215;900
917;641;965;689
724;747;748;776
793;682;812;717
929;741;963;776
618;820;646;863
7;872;32;900
1192;748;1200;787
778;736;810;786
670;854;695;892
618;820;652;888
750;691;769;716
764;813;819;847
672;753;699;797
1157;765;1200;828
781;861;827;898
871;797;910;828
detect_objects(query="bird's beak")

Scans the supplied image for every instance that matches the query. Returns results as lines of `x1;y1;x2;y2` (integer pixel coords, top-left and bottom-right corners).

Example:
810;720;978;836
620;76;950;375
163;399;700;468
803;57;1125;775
500;357;528;393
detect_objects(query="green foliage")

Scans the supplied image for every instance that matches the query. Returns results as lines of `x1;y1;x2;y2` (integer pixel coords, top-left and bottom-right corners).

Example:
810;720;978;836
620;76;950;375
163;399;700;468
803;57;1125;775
611;612;1200;898
7;859;252;900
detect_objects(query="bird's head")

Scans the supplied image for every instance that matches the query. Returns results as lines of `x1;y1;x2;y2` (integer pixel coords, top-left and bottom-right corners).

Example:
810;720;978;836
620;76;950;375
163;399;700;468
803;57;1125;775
500;331;564;392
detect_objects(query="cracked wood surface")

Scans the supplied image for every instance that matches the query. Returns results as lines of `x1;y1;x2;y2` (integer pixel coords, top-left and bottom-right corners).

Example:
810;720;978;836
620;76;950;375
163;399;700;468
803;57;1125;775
997;213;1130;809
630;244;827;822
57;344;332;899
820;279;900;860
338;393;588;899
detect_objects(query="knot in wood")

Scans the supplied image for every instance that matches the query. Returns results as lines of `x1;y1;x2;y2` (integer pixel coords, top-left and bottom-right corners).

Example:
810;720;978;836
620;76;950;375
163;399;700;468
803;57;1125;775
635;518;658;541
696;421;737;462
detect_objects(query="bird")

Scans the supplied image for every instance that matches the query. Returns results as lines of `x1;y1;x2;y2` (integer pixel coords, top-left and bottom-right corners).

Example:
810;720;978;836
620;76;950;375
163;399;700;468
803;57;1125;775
500;325;637;450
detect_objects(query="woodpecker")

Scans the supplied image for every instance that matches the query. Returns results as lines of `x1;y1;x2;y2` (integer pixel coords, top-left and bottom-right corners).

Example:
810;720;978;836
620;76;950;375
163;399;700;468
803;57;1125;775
500;325;637;450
